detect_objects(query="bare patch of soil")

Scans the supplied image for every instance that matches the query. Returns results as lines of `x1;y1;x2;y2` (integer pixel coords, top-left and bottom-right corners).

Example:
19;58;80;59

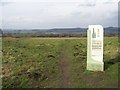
59;45;71;88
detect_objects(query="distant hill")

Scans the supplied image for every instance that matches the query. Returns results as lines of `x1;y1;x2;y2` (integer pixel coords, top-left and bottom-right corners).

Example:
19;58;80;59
104;27;118;35
2;27;118;36
0;29;3;36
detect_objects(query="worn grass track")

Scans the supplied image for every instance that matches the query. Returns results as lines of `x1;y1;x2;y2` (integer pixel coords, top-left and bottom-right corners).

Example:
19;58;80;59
59;40;73;88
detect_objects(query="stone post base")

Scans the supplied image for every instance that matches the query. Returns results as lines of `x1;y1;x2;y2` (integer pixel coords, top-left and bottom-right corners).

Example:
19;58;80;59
87;61;104;71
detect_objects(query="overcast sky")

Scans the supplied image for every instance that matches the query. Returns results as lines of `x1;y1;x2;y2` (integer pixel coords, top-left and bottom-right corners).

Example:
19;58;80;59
0;0;119;29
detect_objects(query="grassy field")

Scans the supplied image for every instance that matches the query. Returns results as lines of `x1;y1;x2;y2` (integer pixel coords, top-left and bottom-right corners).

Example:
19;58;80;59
2;37;119;88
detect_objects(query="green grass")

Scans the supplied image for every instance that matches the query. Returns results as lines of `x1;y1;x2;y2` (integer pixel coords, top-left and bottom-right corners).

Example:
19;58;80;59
69;37;119;88
2;37;119;88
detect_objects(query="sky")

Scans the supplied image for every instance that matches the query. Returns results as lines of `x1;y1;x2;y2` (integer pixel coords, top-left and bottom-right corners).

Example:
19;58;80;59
0;2;2;29
0;0;119;29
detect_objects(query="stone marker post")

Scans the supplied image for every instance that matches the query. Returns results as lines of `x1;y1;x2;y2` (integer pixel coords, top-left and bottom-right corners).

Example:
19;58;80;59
87;25;104;71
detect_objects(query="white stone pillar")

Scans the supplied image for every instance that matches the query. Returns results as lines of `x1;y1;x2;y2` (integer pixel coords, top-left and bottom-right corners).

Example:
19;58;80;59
87;25;104;71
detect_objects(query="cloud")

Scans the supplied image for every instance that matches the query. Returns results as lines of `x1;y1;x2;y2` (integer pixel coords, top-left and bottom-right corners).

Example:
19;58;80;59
78;3;96;7
2;1;118;29
1;1;13;6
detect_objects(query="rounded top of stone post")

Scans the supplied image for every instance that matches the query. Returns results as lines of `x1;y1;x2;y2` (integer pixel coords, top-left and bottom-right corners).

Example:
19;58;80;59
88;25;103;31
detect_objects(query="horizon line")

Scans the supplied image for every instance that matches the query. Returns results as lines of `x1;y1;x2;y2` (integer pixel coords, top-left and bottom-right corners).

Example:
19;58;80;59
1;26;119;30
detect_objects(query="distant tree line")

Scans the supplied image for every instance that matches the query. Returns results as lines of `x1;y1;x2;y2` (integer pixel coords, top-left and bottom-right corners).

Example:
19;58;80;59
2;33;87;38
2;33;119;38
